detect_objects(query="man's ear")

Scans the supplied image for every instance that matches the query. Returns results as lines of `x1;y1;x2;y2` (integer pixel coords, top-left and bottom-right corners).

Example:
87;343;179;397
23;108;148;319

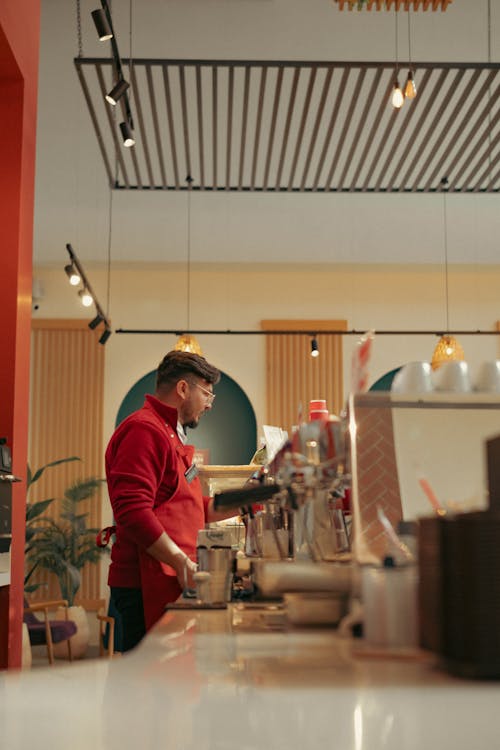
176;379;190;400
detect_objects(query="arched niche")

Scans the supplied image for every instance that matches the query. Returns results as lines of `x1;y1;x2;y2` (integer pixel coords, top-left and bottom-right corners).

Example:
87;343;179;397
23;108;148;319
115;370;257;465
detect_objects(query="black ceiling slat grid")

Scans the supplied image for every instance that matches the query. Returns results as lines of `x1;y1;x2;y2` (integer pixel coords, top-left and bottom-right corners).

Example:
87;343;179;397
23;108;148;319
76;58;500;193
399;69;463;189
212;66;218;188
312;67;350;190
275;67;301;189
195;66;205;189
287;66;318;191
468;117;500;192
373;68;433;191
146;64;167;188
325;67;367;190
119;90;143;188
421;68;485;192
94;64;130;188
130;67;154;188
238;66;251;190
162;65;179;188
339;67;383;190
448;88;500;191
178;65;192;185
251;67;268;190
300;66;334;190
263;67;284;190
355;73;399;191
355;69;403;191
226;66;234;190
386;69;449;190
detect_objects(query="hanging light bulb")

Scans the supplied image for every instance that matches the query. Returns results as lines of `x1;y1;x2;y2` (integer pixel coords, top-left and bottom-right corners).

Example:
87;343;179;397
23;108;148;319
174;334;203;356
404;69;417;100
64;264;81;286
431;335;465;370
79;288;93;307
310;337;319;358
391;77;404;109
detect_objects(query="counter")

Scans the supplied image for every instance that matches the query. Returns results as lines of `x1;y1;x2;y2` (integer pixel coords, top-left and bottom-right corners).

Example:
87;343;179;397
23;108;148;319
1;603;500;749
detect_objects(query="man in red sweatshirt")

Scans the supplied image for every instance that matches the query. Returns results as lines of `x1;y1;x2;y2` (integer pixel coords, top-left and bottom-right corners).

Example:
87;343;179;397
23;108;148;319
105;350;224;651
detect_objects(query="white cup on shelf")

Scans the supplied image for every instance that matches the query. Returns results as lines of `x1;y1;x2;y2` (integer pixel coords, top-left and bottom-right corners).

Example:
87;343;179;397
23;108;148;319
432;360;471;392
473;361;500;393
391;361;433;394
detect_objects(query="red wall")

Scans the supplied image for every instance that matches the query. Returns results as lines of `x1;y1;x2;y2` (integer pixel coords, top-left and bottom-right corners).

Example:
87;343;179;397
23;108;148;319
0;0;40;669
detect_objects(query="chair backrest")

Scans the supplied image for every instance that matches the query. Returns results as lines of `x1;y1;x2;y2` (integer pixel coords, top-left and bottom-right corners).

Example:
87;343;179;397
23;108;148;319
23;598;40;626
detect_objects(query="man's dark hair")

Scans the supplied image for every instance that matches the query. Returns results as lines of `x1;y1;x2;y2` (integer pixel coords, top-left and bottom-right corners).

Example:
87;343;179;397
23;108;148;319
156;350;221;392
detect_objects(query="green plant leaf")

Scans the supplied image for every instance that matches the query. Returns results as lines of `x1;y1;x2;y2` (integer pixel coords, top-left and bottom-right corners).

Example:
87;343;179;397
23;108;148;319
28;457;81;488
26;498;55;522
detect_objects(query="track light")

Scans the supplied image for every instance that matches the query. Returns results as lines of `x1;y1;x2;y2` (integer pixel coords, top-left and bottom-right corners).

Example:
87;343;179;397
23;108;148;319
404;69;417;100
64;264;81;286
88;314;104;330
105;79;129;106
91;8;113;41
79;288;93;307
99;328;112;345
391;78;404;109
120;120;136;148
311;337;319;358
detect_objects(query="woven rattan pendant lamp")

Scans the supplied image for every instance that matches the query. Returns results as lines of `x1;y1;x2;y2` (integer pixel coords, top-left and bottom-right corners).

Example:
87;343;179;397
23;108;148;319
431;178;464;370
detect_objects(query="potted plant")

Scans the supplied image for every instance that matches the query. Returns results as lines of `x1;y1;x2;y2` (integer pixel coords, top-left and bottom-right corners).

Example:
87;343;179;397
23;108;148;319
25;463;106;658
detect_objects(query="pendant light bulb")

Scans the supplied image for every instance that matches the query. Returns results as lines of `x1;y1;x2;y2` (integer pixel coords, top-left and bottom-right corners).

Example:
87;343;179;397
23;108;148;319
404;70;417;100
391;79;404;109
65;264;81;286
311;337;319;358
79;289;93;307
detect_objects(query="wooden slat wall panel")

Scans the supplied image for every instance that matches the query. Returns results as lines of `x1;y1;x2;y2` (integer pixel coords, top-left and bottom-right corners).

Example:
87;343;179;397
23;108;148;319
28;320;105;604
261;320;347;434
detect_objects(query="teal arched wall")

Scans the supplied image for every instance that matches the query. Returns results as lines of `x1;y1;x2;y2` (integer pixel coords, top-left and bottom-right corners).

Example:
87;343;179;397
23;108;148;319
115;370;257;465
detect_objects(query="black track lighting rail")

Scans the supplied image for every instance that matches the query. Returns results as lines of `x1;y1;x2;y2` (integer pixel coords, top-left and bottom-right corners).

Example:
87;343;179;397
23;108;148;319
66;243;112;344
115;328;500;337
100;0;134;129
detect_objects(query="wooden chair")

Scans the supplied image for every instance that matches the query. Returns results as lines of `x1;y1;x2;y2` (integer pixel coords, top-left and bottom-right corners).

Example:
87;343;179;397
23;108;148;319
23;598;77;665
96;598;116;658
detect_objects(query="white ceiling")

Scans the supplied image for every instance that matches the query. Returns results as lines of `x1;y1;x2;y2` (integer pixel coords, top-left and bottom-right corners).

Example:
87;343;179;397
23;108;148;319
33;0;500;267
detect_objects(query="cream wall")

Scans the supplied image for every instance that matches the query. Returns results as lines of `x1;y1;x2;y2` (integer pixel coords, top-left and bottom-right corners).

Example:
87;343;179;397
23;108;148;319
33;261;500;448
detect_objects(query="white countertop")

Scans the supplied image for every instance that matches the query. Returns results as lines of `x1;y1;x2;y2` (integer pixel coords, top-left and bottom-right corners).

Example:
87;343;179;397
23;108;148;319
2;603;500;750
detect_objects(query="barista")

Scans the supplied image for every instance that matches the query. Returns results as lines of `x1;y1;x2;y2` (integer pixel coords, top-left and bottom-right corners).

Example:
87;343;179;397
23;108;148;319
104;350;233;651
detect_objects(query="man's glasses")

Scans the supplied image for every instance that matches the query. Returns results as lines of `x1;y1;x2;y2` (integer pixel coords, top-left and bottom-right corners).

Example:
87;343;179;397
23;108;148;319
191;381;216;404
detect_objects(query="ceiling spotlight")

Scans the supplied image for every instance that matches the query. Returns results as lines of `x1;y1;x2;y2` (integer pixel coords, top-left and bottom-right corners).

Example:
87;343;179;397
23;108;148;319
99;328;112;345
391;78;404;109
91;8;113;41
88;314;104;330
311;338;319;358
79;288;93;307
105;79;129;106
404;69;417;100
120;120;136;148
65;263;81;286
